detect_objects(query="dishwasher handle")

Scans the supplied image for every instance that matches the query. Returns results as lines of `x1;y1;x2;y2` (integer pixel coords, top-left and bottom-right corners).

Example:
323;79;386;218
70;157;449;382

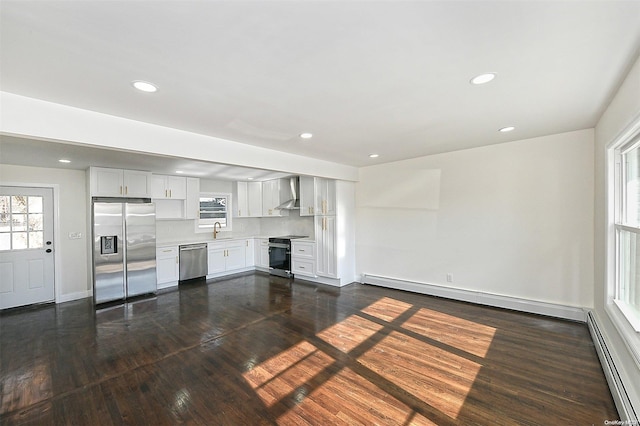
180;244;207;251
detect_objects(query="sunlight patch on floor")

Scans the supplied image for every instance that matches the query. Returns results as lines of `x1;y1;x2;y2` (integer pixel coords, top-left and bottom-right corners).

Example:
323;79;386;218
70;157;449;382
277;367;438;426
361;297;413;322
242;341;333;407
316;314;383;353
358;330;482;420
402;308;497;357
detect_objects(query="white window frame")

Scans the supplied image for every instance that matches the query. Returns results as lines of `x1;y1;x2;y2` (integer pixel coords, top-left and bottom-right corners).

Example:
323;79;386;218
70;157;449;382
606;116;640;367
195;192;232;233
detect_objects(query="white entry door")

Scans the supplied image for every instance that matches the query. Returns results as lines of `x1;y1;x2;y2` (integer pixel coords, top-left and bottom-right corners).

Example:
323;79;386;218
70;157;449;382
0;186;55;309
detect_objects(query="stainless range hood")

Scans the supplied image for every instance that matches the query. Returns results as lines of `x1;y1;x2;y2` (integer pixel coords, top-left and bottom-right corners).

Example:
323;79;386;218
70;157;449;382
275;176;300;210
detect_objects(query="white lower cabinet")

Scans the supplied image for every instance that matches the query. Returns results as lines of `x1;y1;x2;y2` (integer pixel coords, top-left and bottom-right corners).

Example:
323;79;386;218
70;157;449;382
156;246;179;289
254;238;270;269
291;240;316;277
207;240;247;275
245;238;255;267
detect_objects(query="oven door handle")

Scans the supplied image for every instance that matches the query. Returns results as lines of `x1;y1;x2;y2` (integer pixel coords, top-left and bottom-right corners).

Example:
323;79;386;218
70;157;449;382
268;243;290;249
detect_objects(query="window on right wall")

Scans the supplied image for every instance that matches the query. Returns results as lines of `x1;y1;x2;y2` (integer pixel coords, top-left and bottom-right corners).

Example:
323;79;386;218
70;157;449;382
613;133;640;331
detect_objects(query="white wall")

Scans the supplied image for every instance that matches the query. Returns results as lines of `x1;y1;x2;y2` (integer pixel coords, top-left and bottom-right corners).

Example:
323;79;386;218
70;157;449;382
356;129;595;309
0;164;89;300
594;54;640;413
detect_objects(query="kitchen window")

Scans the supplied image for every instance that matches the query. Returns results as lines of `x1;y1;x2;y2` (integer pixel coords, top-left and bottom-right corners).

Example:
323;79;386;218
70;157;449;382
197;192;232;231
611;130;640;332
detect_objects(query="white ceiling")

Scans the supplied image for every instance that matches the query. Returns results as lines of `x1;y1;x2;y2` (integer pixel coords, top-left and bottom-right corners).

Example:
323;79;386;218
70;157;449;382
1;1;640;175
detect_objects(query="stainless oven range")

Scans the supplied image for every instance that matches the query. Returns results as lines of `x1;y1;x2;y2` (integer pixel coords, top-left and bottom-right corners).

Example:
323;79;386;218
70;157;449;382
268;235;308;278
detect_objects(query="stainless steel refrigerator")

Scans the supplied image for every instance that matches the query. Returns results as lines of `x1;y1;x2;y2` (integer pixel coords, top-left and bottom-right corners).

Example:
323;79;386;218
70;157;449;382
92;198;157;304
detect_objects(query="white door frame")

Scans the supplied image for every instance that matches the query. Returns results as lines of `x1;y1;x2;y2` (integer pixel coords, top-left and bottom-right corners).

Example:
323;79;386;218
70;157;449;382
1;182;61;304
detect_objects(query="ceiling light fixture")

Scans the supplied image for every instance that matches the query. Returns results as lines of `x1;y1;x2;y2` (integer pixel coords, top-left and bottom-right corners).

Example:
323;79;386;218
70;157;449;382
175;170;184;174
499;126;515;132
470;73;497;85
58;159;71;163
247;177;254;180
132;80;158;93
369;154;379;158
299;133;313;139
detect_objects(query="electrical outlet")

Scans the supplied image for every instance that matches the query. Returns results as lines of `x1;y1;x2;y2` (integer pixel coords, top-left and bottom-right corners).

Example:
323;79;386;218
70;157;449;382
446;273;453;282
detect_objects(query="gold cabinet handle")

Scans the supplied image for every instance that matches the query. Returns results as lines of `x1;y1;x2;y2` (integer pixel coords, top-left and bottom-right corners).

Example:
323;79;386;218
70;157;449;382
169;189;172;198
125;186;129;195
120;185;123;195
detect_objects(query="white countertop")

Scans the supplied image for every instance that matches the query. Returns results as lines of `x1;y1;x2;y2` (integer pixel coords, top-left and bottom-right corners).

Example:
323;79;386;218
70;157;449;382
157;235;314;248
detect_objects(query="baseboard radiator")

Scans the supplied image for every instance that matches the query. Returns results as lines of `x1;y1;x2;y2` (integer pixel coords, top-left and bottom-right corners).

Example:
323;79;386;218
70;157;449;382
362;274;586;321
587;311;638;423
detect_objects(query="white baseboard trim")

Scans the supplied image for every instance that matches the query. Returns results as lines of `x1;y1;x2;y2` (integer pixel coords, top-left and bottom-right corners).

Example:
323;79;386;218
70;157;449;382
587;311;639;422
295;274;344;287
362;274;587;322
57;289;92;303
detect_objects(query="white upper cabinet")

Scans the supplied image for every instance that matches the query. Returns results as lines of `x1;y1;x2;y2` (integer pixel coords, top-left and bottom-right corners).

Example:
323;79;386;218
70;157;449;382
235;181;263;217
262;179;289;217
315;178;336;216
299;176;316;216
151;175;187;200
90;167;151;198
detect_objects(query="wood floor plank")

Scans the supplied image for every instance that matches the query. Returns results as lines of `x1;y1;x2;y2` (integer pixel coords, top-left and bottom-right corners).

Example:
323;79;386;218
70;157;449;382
1;273;618;425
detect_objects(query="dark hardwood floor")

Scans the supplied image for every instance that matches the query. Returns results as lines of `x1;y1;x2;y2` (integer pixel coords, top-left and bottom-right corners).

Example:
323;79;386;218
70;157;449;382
1;272;617;425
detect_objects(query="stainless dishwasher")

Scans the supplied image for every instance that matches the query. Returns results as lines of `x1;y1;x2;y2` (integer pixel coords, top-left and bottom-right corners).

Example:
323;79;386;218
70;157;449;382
179;243;208;281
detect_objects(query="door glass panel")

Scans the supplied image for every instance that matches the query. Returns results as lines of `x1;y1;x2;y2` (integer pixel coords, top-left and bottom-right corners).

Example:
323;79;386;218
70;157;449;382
28;214;43;231
0;210;9;231
0;233;10;250
28;196;43;213
12;232;28;249
11;196;27;213
29;232;43;249
12;214;27;231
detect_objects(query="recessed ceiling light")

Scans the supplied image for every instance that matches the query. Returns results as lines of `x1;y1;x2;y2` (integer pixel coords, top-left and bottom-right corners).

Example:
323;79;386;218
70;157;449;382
132;80;158;93
58;159;71;163
470;73;496;85
299;133;313;139
369;154;379;158
175;170;184;174
247;177;254;180
499;126;515;132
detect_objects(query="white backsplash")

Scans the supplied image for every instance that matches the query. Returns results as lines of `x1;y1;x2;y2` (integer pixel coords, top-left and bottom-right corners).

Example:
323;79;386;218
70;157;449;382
259;210;315;238
156;210;314;245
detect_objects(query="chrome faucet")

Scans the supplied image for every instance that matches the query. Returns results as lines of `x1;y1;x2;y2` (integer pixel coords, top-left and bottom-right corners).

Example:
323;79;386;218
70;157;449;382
213;221;222;239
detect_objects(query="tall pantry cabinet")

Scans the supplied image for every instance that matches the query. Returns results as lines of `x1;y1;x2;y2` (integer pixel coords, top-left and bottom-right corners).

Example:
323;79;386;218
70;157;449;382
313;178;355;285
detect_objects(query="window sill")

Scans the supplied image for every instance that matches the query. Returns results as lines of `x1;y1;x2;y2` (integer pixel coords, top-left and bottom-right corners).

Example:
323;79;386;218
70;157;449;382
613;299;640;332
606;300;640;370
